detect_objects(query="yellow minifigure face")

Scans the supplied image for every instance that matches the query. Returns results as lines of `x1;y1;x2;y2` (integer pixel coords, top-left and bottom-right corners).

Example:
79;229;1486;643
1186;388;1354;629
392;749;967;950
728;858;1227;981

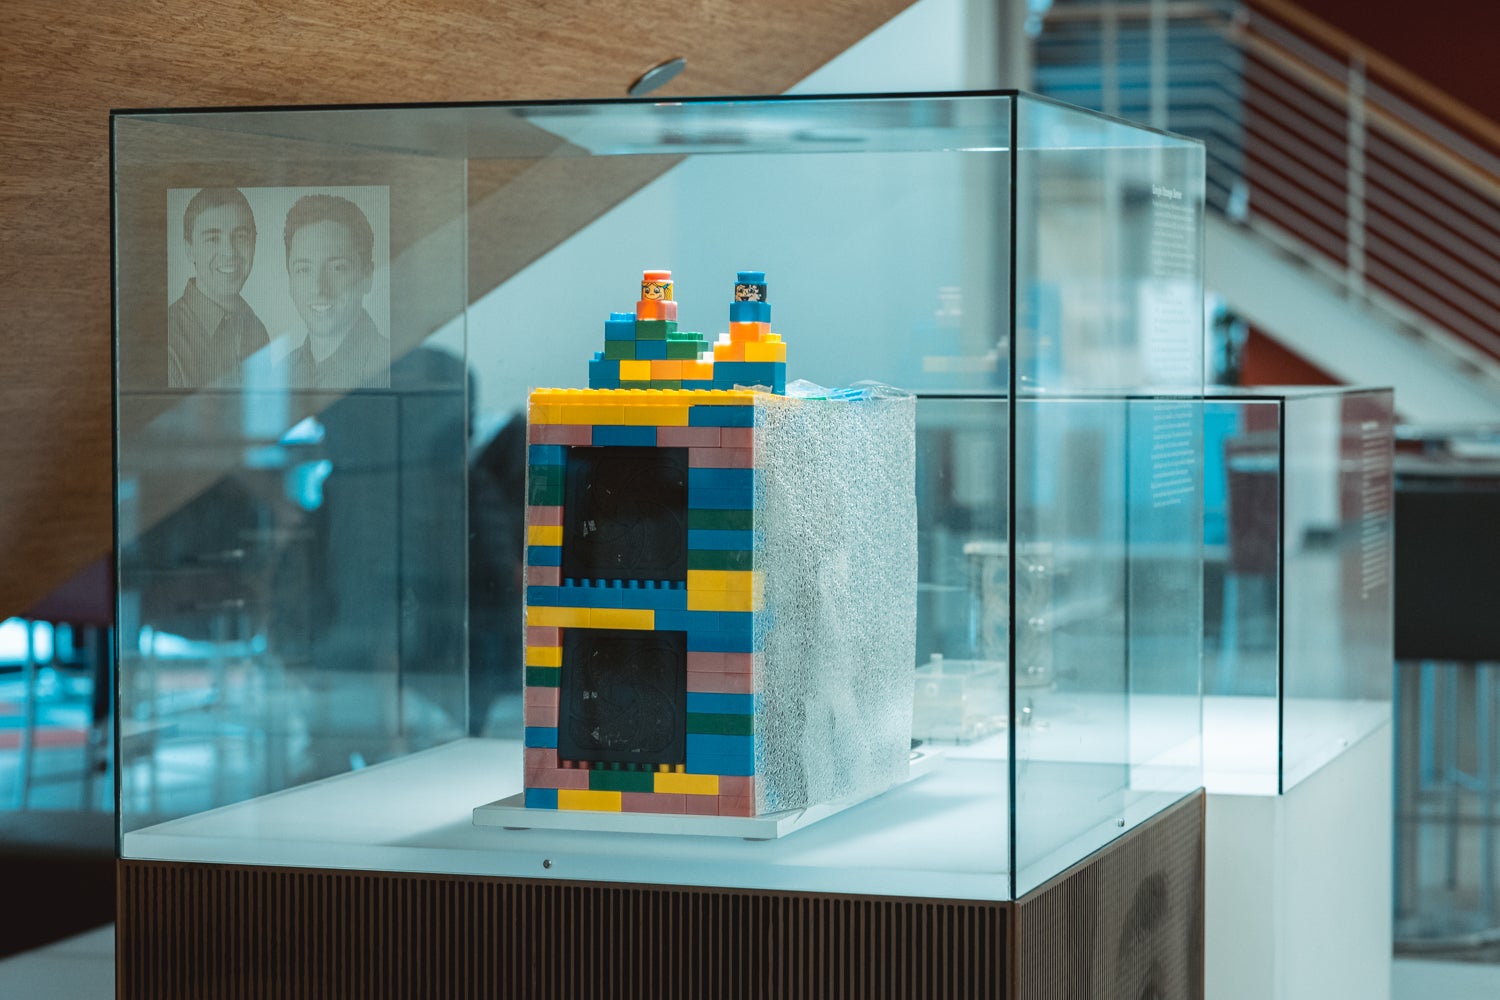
642;279;672;301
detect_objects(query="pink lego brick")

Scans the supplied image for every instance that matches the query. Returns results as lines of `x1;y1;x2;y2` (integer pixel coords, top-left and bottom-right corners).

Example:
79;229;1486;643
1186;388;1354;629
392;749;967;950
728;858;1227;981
688;447;753;469
657;426;721;448
527;625;562;646
524;687;560;711
720;427;755;448
685;652;756;675
688;670;754;694
526;566;562;586
527;769;590;790
718;775;754;798
684;795;720;816
621;792;689;814
525;747;559;771
523;703;559;728
716;796;754;817
526;505;564;526
529;423;592;445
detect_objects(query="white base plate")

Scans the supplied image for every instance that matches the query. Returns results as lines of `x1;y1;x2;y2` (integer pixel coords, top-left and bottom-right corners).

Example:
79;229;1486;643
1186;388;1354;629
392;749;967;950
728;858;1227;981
473;747;943;840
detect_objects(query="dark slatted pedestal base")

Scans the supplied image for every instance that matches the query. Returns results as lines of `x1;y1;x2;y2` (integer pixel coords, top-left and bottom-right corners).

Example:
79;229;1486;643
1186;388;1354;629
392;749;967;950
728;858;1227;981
118;792;1203;999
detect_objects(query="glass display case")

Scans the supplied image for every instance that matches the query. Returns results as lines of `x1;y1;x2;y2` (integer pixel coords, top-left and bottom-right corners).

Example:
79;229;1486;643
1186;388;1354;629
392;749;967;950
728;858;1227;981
113;91;1205;903
1202;387;1394;794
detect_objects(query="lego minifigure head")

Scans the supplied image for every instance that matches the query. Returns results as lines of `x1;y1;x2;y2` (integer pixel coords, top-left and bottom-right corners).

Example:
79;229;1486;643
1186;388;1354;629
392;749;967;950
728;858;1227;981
641;269;673;301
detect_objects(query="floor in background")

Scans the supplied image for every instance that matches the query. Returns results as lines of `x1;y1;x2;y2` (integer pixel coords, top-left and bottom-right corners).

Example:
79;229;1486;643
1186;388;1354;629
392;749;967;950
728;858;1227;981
1394;958;1500;999
0;926;113;999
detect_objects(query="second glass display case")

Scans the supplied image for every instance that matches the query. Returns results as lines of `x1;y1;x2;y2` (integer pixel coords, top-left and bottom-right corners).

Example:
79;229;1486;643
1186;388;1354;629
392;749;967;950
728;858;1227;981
113;91;1206;902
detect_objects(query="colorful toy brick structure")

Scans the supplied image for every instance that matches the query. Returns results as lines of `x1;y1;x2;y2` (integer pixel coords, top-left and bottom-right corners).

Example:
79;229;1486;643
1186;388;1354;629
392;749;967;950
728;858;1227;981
523;270;916;823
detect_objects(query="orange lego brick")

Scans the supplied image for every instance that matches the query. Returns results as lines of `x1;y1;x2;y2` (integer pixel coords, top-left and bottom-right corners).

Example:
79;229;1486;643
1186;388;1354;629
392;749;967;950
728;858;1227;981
713;342;746;362
729;321;771;343
650;360;684;380
681;359;715;380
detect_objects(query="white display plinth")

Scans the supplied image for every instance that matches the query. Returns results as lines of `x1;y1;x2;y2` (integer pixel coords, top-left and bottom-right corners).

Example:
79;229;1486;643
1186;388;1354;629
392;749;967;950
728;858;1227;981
1205;716;1393;1000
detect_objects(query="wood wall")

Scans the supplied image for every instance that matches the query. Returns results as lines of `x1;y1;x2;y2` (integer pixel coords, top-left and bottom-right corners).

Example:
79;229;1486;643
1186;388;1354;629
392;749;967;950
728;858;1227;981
0;0;915;616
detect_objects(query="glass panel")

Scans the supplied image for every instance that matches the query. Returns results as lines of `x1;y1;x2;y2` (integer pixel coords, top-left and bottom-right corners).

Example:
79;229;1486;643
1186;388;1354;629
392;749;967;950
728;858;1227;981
1011;96;1204;895
113;93;1202;901
1203;398;1283;793
1281;389;1393;790
113;116;470;841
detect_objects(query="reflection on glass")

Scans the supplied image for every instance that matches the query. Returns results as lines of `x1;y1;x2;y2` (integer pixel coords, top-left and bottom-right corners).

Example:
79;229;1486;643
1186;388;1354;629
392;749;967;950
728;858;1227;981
1203;389;1394;794
114;93;1205;901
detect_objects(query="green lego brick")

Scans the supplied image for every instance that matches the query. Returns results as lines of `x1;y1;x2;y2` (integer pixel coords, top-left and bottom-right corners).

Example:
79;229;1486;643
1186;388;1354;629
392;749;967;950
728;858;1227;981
667;329;705;341
689;508;755;531
635;319;677;340
648;379;682;389
687;712;753;736
588;769;655;793
665;340;703;360
527;466;565;506
603;340;636;360
620;380;653;390
687;549;755;571
525;666;560;688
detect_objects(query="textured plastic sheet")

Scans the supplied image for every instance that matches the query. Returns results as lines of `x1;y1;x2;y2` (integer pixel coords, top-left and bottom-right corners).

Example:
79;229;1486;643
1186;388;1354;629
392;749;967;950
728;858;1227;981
754;385;918;813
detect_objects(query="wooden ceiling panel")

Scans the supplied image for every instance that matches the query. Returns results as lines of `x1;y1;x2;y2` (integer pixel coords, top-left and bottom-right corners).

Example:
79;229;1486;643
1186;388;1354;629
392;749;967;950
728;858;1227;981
0;0;915;615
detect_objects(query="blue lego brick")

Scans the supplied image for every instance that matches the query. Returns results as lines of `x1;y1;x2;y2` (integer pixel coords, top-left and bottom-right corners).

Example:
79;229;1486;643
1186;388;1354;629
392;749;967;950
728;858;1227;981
654;609;719;632
635;339;667;360
588;358;622;389
525;787;559;809
688;487;754;510
689;468;754;491
688;630;761;653
717;612;755;636
527;545;562;567
689;733;754;757
530;585;624;609
525;726;559;749
688;692;755;715
736;271;766;284
728;300;771;323
592;424;658;447
681;379;716;391
688;405;755;428
528;444;568;467
618;585;688;612
605;313;637;340
687;529;757;550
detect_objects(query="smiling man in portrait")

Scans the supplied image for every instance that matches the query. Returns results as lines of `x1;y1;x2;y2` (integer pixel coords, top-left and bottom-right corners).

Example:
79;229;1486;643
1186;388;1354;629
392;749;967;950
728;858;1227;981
168;187;268;387
278;194;389;389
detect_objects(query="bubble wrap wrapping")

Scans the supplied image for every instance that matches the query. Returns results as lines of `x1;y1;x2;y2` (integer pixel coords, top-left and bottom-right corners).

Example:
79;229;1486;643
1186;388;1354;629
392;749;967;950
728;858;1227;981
754;388;917;813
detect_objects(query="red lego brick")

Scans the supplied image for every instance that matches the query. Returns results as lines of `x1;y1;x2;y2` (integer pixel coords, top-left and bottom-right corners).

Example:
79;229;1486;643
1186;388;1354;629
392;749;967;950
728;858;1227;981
720;428;755;448
718;775;754;798
716;795;754;817
527;769;590;790
525;747;559;771
685;652;756;675
523;703;558;728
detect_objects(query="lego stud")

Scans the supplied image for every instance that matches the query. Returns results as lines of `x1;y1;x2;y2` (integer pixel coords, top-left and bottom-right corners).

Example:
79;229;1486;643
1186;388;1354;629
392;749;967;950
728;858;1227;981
642;269;673;302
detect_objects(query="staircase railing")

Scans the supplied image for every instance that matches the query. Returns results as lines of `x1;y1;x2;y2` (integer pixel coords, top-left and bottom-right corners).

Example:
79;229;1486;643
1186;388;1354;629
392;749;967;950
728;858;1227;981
1035;0;1500;393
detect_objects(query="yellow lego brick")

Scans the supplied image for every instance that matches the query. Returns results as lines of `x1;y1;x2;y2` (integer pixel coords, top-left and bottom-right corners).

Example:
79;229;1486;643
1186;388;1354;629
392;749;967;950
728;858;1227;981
558;789;622;812
650;360;684;379
527;525;563;547
767;333;782;343
744;340;787;362
525;646;562;667
687;570;759;593
527;403;558;425
655;772;720;796
588;608;655;630
620;359;651;382
687;589;759;612
623;405;691;427
526;606;591;628
557;405;625;425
